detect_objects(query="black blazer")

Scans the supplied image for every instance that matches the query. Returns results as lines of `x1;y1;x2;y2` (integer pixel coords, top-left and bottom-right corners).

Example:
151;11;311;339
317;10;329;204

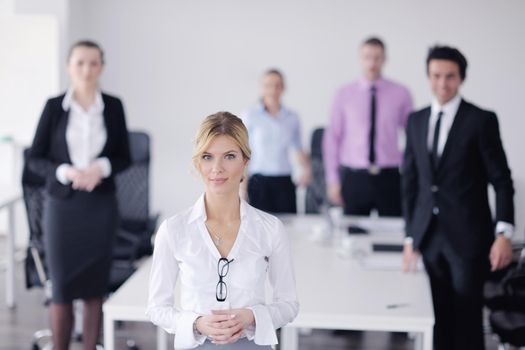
28;92;131;198
402;99;514;257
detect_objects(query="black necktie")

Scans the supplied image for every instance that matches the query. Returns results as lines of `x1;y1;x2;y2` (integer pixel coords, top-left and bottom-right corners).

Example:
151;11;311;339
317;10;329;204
431;111;443;169
369;86;377;165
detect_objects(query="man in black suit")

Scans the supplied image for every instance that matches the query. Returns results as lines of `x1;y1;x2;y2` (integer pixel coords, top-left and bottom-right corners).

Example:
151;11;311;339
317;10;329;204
401;46;514;350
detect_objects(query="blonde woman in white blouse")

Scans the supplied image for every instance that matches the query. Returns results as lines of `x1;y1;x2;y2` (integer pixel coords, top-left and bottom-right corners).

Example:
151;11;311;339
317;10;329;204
147;112;299;349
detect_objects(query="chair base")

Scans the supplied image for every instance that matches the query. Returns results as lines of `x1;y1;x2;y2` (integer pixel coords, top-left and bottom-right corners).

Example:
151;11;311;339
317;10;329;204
32;328;52;350
491;311;525;347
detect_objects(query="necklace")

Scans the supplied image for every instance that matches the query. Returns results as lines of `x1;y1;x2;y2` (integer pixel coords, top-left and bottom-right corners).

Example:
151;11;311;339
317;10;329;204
212;233;223;246
205;222;224;246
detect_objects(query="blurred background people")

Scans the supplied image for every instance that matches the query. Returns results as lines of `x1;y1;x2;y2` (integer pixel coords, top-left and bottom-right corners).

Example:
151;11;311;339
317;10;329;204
28;40;130;350
323;37;413;216
242;69;311;213
402;45;514;350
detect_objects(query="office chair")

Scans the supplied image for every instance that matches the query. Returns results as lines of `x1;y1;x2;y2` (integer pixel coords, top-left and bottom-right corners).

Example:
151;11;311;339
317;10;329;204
23;148;105;350
305;127;327;214
108;131;159;350
484;244;525;349
23;131;156;350
21;149;53;350
114;131;158;262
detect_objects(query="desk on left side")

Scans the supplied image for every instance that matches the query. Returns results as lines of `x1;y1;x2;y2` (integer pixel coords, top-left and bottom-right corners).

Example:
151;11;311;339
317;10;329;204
0;185;22;308
103;258;170;350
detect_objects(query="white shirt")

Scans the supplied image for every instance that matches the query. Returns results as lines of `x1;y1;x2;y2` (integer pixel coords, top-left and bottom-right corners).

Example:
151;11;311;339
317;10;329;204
427;94;513;239
146;195;299;349
427;94;462;156
55;88;111;184
241;103;303;176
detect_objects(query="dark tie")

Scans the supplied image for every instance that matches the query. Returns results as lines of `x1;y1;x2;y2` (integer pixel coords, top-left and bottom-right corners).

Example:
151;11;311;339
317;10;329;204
369;86;377;165
431;111;443;170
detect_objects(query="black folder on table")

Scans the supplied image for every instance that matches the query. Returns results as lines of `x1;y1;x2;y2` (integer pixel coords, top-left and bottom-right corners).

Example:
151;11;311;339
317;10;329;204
372;243;404;253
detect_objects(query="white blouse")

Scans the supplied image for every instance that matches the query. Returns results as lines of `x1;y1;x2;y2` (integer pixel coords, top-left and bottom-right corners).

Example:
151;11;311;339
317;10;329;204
146;195;299;349
55;88;111;184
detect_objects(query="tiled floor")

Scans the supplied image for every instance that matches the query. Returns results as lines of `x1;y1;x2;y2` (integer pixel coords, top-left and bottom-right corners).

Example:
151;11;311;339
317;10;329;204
0;243;501;350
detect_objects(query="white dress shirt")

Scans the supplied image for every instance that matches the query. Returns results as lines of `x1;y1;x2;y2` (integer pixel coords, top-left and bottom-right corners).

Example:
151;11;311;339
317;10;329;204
241;103;303;176
427;94;461;156
146;195;299;349
55;88;111;184
427;94;513;239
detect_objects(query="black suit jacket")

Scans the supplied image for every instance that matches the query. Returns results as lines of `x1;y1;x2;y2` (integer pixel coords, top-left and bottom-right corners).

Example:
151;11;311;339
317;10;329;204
402;99;514;257
28;92;131;198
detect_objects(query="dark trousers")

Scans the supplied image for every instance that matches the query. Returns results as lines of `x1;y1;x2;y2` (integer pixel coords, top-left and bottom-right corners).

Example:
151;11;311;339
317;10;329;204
420;218;490;350
247;174;296;214
340;166;401;216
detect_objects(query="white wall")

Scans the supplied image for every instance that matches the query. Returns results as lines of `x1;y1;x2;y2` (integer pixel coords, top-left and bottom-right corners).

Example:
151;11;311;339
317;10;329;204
0;0;14;12
0;8;59;246
0;15;59;144
62;0;525;235
14;0;68;87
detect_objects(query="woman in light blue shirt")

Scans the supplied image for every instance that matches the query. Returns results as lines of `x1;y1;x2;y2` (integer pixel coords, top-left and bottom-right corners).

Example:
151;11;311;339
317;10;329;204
241;69;311;213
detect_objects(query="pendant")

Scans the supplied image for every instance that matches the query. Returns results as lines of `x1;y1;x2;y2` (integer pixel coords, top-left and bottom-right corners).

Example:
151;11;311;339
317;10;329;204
213;235;222;246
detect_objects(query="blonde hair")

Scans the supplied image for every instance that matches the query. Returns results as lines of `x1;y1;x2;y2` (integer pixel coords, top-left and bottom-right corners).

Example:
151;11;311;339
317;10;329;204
192;112;251;169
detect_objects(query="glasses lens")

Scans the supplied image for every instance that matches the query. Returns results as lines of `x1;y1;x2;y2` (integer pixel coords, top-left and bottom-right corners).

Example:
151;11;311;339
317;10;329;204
218;258;230;277
216;281;227;301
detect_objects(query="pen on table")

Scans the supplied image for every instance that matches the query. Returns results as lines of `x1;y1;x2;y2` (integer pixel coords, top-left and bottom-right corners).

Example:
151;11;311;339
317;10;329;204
386;303;410;309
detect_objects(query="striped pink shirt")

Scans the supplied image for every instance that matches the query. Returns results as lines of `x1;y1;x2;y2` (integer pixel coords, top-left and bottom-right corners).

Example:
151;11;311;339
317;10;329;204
323;77;413;185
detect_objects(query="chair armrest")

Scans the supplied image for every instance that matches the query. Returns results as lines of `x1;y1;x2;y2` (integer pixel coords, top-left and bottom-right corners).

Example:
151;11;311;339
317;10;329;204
147;213;160;233
116;229;141;245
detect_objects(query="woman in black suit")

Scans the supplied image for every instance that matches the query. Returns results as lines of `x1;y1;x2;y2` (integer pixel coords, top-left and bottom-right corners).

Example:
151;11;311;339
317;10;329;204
29;40;130;350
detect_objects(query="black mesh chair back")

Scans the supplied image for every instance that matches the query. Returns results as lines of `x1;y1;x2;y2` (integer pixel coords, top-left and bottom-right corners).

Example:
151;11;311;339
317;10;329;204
22;148;48;289
114;131;157;258
305;127;327;213
115;132;150;222
484;244;525;347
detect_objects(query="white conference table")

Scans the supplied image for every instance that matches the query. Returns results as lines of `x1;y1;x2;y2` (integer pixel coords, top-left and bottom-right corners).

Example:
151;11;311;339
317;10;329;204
0;185;22;308
103;258;169;350
103;214;434;350
279;214;434;350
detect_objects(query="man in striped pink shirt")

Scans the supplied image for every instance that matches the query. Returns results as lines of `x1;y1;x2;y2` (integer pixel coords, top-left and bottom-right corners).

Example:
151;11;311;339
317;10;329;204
323;37;413;216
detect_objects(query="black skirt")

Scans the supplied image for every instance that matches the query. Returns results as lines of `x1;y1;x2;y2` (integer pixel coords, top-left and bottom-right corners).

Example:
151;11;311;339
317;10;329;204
42;190;117;303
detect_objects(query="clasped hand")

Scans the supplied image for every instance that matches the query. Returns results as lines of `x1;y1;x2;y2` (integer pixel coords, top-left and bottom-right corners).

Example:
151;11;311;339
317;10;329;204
67;164;103;192
195;309;254;345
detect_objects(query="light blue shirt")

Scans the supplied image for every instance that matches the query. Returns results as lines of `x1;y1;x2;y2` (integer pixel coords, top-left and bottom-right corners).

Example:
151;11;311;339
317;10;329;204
241;103;303;176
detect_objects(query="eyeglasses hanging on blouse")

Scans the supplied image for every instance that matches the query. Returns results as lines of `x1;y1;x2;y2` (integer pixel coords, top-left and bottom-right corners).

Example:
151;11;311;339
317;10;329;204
216;257;235;302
